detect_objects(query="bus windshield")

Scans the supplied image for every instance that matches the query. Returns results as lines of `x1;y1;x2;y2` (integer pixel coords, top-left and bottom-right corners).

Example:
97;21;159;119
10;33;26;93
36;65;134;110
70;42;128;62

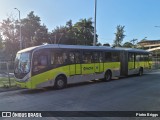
14;52;31;79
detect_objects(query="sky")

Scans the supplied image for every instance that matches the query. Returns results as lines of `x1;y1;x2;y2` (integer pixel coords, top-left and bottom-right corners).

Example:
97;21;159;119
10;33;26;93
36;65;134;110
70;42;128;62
1;0;160;45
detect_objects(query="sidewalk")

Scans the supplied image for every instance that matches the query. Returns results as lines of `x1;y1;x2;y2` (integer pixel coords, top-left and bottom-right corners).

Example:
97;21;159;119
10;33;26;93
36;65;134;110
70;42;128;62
0;72;20;92
151;68;160;72
0;86;22;93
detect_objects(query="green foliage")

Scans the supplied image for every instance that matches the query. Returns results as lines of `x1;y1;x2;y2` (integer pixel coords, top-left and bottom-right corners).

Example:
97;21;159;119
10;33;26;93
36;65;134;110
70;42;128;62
0;11;99;60
123;42;133;48
0;18;19;60
0;35;3;50
96;42;102;46
33;24;49;45
21;11;48;47
74;18;95;45
0;77;16;88
103;43;110;46
113;25;125;47
50;18;97;45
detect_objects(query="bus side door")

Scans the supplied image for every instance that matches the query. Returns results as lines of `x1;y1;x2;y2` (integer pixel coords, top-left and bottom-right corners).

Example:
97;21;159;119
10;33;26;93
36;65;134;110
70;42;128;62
75;51;81;74
82;51;95;75
69;51;81;76
128;53;135;70
93;52;104;73
69;52;75;76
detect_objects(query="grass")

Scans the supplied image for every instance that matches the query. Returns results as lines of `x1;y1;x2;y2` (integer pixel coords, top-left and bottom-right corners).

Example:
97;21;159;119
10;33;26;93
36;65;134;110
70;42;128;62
0;77;16;88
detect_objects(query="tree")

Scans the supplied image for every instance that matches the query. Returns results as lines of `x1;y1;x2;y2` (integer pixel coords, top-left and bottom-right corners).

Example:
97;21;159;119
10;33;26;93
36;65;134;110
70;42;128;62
33;24;49;45
0;11;49;60
74;18;96;45
123;42;133;48
0;18;19;60
113;25;125;47
103;43;110;46
50;18;98;45
140;37;147;42
50;26;67;44
130;39;138;48
62;20;75;44
96;42;102;46
0;11;99;60
0;35;3;50
20;11;47;47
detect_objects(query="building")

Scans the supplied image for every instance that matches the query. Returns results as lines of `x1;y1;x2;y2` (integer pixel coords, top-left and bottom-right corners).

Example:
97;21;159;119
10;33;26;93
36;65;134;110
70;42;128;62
138;40;160;69
138;40;160;49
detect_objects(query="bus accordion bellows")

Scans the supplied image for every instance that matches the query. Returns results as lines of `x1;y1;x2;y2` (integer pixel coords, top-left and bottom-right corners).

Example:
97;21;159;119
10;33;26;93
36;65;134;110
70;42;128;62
14;44;152;89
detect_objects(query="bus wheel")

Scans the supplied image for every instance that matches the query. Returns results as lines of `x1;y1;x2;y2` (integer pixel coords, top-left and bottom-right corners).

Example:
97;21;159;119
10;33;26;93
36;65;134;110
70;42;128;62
54;76;67;89
104;71;112;81
138;68;143;76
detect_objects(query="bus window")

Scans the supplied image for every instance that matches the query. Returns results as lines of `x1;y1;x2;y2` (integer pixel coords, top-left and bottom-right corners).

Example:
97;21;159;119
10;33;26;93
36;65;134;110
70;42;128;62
93;52;100;63
112;52;120;62
136;54;140;61
69;52;75;64
83;52;93;63
128;53;134;62
144;54;149;61
138;54;149;61
140;54;144;61
104;52;112;62
62;52;68;63
51;52;55;65
54;52;68;65
33;51;49;72
99;52;103;63
93;52;103;63
75;52;81;64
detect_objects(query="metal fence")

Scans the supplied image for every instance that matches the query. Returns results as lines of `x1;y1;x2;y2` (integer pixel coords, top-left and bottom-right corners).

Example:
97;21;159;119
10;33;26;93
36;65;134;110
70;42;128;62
152;57;160;69
0;61;14;87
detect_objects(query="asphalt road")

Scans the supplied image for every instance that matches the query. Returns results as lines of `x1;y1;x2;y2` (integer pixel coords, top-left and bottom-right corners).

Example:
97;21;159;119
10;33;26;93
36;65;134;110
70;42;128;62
0;70;160;120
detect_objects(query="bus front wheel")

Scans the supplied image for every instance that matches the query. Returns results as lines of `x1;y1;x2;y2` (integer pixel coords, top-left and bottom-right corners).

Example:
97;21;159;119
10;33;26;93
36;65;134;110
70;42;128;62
54;76;67;89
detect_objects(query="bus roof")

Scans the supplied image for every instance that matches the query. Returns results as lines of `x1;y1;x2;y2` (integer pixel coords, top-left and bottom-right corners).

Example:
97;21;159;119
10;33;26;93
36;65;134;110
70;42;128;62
17;44;149;54
18;44;116;53
114;47;150;54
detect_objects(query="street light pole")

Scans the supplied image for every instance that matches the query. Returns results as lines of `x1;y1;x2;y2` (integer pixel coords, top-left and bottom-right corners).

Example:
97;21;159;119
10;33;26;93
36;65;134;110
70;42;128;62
93;0;97;46
14;8;22;50
130;39;138;48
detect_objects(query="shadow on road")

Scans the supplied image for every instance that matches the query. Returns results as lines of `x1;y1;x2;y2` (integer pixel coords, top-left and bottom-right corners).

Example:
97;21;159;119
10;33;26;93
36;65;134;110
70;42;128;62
20;81;103;94
19;74;149;94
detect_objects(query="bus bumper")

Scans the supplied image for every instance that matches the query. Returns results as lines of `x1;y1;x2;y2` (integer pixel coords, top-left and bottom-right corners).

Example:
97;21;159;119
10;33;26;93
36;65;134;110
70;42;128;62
15;81;32;89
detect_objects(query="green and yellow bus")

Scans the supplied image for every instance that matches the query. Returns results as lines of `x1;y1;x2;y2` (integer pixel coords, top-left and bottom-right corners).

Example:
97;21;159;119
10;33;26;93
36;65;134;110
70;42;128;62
14;44;151;89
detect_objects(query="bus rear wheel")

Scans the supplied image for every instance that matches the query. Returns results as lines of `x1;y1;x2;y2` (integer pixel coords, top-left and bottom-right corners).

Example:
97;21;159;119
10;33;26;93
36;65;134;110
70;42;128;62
138;68;143;76
54;76;67;89
104;71;112;81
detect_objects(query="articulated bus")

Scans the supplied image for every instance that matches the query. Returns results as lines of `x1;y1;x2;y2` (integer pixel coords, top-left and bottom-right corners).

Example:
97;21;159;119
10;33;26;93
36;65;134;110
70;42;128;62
14;44;152;89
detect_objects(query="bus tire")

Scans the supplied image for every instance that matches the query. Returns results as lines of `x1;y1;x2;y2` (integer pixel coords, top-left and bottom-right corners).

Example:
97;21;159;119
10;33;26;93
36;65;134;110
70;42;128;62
138;68;143;76
54;76;67;89
104;70;112;81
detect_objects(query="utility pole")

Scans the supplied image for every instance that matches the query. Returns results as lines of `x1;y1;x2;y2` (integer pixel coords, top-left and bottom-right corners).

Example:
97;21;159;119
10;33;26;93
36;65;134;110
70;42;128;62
93;0;97;46
14;8;22;50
